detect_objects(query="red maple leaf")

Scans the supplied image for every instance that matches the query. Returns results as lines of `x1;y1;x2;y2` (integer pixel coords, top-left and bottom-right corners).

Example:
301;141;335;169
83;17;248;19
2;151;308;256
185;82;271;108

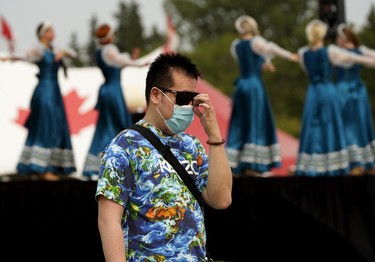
63;89;98;135
14;108;30;126
14;88;98;135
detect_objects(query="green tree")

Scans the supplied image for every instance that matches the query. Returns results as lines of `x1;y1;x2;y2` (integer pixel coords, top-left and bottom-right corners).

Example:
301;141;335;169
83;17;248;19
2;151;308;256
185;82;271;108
74;1;165;67
186;32;238;95
144;25;165;53
68;32;85;67
165;0;316;50
114;1;145;54
85;14;98;66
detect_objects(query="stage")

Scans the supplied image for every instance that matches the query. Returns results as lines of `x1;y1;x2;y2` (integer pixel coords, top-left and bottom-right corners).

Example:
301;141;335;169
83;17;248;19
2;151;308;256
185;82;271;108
1;175;374;262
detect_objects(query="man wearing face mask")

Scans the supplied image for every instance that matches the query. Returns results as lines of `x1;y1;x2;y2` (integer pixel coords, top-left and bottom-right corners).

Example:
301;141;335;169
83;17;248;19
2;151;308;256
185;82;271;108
96;52;233;261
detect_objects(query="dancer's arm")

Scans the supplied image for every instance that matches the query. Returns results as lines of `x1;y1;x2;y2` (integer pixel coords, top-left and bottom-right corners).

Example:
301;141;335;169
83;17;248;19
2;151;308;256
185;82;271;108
103;44;148;68
252;36;299;62
328;44;375;68
54;48;77;62
23;45;44;62
359;45;375;57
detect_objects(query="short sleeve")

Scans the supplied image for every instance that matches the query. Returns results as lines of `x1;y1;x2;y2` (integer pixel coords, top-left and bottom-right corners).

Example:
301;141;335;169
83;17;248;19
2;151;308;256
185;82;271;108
95;141;135;207
252;35;292;60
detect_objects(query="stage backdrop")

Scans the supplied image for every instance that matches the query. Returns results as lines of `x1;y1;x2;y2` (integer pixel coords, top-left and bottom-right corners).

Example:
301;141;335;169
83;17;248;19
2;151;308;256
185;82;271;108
0;48;299;178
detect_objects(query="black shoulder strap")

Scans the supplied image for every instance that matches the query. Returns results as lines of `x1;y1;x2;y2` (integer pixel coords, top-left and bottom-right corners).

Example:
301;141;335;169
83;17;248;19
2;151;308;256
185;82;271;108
129;124;204;209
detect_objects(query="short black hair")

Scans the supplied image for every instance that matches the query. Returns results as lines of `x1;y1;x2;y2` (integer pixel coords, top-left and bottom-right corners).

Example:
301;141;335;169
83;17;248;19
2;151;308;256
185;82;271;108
145;52;202;105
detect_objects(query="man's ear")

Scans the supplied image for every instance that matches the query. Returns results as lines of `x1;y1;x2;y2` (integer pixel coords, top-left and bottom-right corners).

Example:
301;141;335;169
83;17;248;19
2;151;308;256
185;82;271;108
150;87;160;104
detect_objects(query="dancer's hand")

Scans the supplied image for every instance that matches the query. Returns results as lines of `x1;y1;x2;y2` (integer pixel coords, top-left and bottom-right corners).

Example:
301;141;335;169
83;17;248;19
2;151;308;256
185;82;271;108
263;62;276;72
54;50;65;62
289;53;299;62
0;56;19;62
131;47;141;59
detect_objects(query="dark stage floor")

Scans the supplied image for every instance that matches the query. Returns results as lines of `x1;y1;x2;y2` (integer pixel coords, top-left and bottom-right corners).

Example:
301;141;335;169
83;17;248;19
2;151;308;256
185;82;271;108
1;174;375;262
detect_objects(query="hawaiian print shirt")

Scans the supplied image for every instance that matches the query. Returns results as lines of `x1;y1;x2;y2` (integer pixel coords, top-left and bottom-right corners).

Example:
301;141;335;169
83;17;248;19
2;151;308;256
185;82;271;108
96;120;209;261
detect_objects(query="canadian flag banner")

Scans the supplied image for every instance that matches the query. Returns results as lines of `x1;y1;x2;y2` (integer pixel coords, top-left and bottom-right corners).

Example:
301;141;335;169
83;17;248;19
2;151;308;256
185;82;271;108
1;16;15;53
0;19;183;178
0;61;149;178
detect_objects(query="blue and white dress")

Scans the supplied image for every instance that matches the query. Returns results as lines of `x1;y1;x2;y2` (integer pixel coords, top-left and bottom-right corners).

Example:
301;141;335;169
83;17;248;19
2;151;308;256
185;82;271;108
83;44;144;178
226;36;294;175
295;45;375;176
334;46;375;172
17;45;76;175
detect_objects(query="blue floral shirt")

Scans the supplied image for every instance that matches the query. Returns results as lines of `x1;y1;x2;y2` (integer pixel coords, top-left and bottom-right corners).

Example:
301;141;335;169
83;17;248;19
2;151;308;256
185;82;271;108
96;120;209;261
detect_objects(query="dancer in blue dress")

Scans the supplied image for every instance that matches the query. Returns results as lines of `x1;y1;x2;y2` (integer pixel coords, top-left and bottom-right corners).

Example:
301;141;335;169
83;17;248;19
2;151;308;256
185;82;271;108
226;15;299;177
82;24;147;179
294;19;375;176
334;24;375;175
14;21;76;180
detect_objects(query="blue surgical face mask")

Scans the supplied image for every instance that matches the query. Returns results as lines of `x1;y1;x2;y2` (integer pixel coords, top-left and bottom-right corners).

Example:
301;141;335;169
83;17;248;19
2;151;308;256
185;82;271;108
157;90;194;134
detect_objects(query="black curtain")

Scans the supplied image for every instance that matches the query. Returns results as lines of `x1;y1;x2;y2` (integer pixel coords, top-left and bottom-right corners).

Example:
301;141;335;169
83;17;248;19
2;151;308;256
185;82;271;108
206;176;375;262
1;176;375;262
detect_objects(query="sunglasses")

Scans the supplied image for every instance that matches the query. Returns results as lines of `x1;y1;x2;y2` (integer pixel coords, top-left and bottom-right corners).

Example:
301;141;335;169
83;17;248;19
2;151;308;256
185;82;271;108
157;87;199;106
